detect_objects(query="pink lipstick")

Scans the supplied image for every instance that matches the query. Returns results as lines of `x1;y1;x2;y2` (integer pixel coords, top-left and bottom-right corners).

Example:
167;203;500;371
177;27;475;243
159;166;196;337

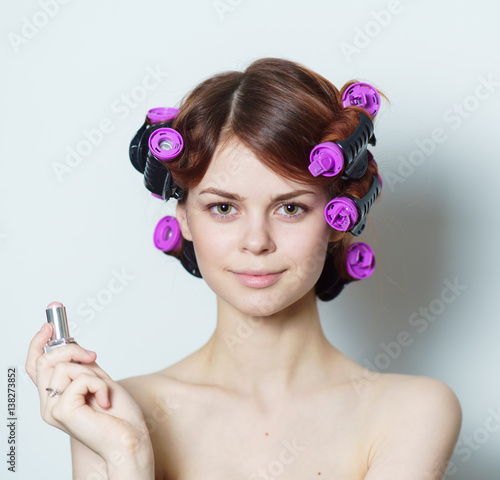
231;271;284;288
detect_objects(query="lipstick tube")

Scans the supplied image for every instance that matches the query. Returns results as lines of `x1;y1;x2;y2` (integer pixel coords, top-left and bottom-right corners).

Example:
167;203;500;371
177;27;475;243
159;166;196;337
44;302;77;353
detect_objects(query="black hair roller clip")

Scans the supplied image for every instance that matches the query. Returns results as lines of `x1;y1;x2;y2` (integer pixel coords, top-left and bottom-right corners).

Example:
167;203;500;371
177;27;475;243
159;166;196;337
324;154;383;237
316;241;376;301
308;82;380;180
130;109;201;279
129;107;184;201
308;112;376;180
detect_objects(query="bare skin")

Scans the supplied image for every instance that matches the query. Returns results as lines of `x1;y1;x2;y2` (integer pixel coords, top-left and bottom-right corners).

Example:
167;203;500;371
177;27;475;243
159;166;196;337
113;291;461;480
118;138;460;479
29;137;462;479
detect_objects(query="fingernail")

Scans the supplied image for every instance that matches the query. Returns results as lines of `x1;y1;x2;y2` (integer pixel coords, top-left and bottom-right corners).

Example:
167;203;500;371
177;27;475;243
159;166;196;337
85;349;96;356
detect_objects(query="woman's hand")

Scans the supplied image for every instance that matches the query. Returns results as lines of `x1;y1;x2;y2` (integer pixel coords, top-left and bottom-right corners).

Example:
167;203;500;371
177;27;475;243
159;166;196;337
26;323;154;477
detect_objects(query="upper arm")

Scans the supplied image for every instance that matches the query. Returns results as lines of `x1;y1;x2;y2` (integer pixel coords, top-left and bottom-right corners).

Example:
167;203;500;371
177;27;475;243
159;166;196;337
70;435;109;480
364;376;462;480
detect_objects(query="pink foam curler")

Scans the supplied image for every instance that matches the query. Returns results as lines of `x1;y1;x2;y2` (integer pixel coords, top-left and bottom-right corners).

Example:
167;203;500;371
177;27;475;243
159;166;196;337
324;197;358;231
147;107;179;124
346;242;375;279
342;83;380;117
153;216;181;252
148;128;184;161
308;142;344;177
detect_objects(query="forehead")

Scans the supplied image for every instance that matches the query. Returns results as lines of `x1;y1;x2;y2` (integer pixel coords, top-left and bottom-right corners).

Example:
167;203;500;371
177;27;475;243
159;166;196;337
192;137;323;197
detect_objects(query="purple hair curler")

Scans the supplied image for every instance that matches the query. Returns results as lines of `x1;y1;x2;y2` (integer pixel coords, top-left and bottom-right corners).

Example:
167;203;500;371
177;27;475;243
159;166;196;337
147;107;179;124
309;113;375;180
149;128;184;162
324;172;382;236
324;197;358;231
346;242;375;279
308;142;344;177
153;216;181;252
342;83;381;117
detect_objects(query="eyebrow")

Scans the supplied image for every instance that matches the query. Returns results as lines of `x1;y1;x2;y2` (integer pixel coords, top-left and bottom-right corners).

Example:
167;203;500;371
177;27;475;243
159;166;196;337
198;187;316;202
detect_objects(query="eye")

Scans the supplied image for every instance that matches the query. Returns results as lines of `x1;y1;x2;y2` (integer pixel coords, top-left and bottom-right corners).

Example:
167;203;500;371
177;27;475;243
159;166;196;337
209;203;236;217
206;202;309;220
276;203;307;217
216;203;232;214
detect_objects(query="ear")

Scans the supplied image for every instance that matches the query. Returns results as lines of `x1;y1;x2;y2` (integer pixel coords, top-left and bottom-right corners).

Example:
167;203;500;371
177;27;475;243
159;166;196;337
176;201;193;242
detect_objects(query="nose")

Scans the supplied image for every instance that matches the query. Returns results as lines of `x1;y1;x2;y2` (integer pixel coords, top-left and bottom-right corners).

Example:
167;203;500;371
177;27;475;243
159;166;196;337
238;213;276;255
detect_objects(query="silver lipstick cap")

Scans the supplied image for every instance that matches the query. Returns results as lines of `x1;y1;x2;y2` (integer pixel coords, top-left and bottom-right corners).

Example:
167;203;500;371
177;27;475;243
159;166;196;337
45;302;76;352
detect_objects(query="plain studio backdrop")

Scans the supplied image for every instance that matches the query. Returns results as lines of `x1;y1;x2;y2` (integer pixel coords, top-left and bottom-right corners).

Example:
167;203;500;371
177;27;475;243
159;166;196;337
1;0;499;478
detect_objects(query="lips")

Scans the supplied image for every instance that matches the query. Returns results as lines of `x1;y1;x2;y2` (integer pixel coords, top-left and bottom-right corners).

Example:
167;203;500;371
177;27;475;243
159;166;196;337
230;269;285;288
232;269;284;276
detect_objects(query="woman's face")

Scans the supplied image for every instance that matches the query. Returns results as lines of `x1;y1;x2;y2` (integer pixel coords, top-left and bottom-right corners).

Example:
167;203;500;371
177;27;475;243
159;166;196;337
176;137;339;316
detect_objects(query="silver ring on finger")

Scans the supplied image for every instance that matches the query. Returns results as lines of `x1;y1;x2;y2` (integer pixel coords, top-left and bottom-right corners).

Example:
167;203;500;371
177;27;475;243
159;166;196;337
46;387;64;398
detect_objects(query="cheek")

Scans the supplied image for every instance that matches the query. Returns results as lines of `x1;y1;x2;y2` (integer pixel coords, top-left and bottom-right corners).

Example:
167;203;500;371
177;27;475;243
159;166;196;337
188;216;235;272
281;216;330;261
291;235;329;277
300;231;331;287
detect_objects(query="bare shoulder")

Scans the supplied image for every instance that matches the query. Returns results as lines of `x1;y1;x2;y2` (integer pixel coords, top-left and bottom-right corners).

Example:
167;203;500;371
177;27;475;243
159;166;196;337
118;364;191;388
368;373;462;419
117;367;193;418
361;372;462;479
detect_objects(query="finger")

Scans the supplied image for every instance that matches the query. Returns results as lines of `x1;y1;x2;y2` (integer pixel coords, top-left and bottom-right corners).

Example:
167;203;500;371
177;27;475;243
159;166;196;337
43;343;97;365
51;374;111;422
75;360;111;381
45;354;112;382
26;323;53;383
35;344;98;391
42;345;111;380
41;362;104;409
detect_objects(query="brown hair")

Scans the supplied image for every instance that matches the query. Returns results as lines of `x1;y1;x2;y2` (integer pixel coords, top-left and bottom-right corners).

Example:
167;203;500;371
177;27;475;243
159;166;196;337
165;57;385;290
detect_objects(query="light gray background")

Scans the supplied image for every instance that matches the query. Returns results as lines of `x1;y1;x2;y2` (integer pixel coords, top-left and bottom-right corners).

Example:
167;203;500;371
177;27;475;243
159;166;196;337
2;0;499;478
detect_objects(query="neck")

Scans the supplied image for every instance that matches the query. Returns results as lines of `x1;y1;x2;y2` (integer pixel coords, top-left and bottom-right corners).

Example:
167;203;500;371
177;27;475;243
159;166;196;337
197;289;337;406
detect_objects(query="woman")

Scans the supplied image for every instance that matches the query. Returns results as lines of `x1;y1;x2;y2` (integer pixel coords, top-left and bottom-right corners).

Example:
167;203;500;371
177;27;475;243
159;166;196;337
26;58;462;479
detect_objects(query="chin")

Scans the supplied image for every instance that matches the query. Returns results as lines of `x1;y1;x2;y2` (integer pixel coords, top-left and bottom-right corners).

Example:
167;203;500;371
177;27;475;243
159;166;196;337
203;267;318;317
223;286;313;318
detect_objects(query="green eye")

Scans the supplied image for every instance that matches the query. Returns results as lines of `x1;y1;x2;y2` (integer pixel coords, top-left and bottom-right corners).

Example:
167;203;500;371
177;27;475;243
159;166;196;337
284;204;299;215
216;203;232;214
277;203;306;216
208;202;307;219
